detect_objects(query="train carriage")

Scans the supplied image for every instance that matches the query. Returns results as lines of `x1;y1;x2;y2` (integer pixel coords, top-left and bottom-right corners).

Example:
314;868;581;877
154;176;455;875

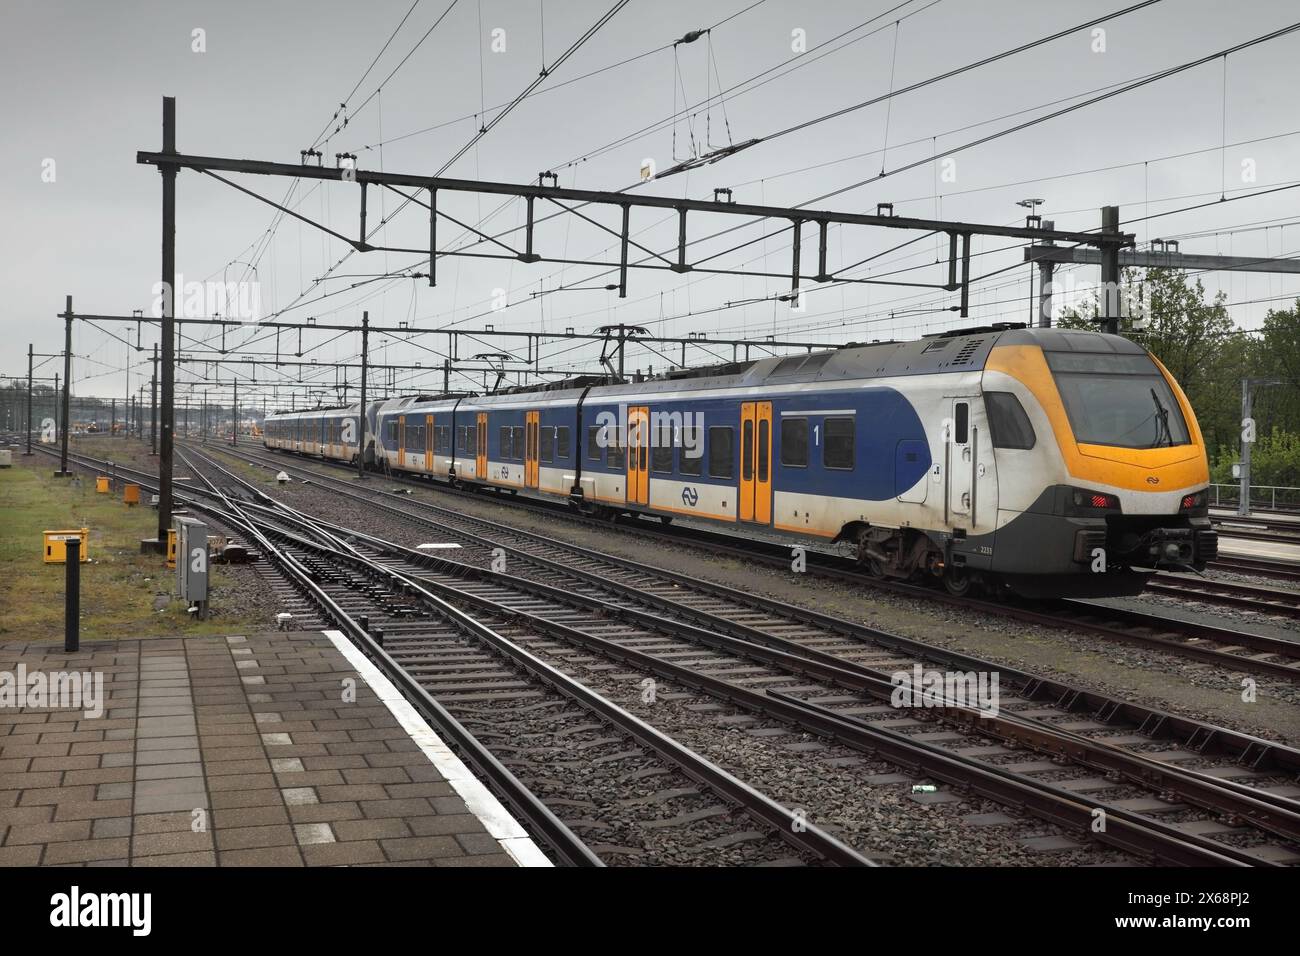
263;324;1215;599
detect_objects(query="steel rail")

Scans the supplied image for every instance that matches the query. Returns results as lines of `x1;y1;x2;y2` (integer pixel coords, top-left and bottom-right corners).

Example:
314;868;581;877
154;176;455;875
34;444;603;867
201;442;1300;774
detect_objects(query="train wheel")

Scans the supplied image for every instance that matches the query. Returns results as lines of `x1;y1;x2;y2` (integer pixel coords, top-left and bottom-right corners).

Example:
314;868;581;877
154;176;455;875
942;566;974;597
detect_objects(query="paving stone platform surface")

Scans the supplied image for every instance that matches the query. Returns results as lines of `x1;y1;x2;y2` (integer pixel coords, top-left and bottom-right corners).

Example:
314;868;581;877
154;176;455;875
0;631;524;867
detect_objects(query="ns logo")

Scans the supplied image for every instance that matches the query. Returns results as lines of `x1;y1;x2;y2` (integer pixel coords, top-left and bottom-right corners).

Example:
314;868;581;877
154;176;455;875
1146;476;1160;485
681;486;699;508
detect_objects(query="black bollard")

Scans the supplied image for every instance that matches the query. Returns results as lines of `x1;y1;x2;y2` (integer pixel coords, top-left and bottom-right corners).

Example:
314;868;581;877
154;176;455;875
64;537;80;652
358;615;369;633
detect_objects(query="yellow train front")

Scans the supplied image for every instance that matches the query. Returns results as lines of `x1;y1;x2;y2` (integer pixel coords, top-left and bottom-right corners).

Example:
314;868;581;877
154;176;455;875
979;327;1216;598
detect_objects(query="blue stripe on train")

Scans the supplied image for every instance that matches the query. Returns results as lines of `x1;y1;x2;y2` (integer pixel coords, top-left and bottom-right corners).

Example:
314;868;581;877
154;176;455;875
774;387;930;501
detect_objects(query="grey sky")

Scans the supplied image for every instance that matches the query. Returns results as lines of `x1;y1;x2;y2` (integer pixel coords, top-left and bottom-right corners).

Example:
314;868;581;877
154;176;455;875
3;0;1298;406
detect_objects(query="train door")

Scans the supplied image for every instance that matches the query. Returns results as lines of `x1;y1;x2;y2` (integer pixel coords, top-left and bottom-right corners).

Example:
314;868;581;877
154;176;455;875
740;402;773;524
475;413;488;479
397;415;406;469
426;414;434;473
947;399;974;526
525;411;540;489
626;406;649;506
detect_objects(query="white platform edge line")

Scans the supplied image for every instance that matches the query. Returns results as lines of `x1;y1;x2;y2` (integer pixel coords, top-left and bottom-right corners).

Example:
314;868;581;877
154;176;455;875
320;630;552;868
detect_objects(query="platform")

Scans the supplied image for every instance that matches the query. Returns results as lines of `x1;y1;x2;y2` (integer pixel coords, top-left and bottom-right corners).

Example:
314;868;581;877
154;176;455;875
0;630;546;867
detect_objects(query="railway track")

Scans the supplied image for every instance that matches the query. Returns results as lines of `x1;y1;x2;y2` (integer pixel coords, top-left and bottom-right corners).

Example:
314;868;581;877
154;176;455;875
174;442;1300;865
211;442;1300;681
37;441;1300;865
1146;573;1300;621
44;441;870;867
1210;556;1300;585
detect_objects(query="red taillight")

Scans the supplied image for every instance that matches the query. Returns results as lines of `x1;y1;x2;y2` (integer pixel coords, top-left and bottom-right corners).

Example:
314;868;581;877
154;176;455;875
1071;489;1119;510
1181;492;1205;510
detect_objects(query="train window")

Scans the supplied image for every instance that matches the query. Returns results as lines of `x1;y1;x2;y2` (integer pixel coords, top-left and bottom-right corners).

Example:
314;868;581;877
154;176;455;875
985;392;1036;450
540;426;555;463
587;425;602;461
556;426;571;460
679;426;702;476
500;426;513;460
1045;351;1190;448
823;418;855;470
758;419;770;483
780;418;808;467
742;420;754;481
405;425;424;453
708;426;734;479
385;421;398;448
651;422;673;473
954;403;969;444
606;425;625;469
512;426;526;461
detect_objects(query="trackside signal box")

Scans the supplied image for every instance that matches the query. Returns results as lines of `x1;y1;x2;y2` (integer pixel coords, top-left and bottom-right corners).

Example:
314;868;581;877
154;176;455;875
174;516;209;618
123;484;140;506
44;528;89;564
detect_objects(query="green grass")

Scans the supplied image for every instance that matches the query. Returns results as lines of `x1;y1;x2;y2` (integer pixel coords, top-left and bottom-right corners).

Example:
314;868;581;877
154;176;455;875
0;458;261;641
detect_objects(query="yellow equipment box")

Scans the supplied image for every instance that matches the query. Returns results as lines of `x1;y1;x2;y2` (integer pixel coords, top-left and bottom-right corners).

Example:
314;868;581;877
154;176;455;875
167;527;177;569
95;476;111;493
44;528;89;564
123;483;140;506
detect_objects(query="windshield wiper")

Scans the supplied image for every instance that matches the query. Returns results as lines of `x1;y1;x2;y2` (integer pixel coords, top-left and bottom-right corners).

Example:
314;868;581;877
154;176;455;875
1150;388;1173;447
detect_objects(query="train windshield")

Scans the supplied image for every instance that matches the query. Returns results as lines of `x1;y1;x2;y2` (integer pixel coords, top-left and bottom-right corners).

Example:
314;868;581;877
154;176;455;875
1045;351;1190;449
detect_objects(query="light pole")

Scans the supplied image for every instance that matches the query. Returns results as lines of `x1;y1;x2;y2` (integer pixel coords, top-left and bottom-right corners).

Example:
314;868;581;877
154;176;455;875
1238;377;1286;515
1017;199;1045;325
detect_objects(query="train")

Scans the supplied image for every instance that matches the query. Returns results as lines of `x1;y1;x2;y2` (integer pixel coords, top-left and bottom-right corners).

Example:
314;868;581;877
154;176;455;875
262;324;1217;599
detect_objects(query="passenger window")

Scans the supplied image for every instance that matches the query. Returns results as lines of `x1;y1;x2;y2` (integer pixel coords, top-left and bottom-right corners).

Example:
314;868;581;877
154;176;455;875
757;419;769;483
824;418;855;470
709;426;734;479
742;420;754;481
954;402;969;444
986;392;1036;450
651;422;674;473
679;426;702;476
587;425;602;462
513;426;526;461
540;426;554;463
500;426;512;460
556;426;571;460
606;425;625;469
